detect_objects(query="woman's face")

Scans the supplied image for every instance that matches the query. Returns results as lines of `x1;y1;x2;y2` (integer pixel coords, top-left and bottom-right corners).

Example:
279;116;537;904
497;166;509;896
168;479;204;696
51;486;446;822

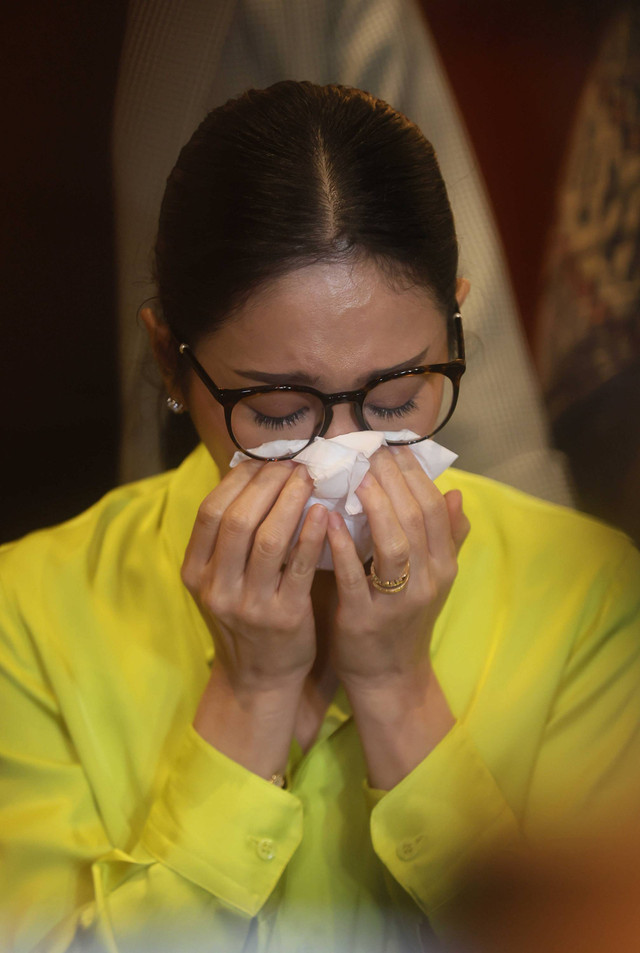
183;259;465;475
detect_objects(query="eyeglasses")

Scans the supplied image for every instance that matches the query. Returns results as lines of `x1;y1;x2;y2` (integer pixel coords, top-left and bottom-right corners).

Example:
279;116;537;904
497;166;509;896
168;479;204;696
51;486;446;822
178;312;465;460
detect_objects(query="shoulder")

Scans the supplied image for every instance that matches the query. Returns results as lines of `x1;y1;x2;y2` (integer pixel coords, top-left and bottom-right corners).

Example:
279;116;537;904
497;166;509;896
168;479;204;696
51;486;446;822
0;444;219;593
0;445;218;690
435;468;640;676
0;469;174;589
0;469;178;699
440;467;639;585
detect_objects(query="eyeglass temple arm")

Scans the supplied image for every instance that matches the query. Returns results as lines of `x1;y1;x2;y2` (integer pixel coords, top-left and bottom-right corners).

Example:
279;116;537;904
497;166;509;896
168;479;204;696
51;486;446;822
178;343;225;399
452;310;465;364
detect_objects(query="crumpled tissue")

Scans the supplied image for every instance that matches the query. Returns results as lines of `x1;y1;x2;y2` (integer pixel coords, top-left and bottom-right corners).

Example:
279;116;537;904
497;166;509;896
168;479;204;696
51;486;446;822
229;430;457;570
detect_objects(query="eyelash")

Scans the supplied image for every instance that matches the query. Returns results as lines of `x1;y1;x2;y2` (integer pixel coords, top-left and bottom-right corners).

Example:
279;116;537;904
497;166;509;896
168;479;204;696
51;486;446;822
252;408;309;430
251;397;419;429
367;398;418;420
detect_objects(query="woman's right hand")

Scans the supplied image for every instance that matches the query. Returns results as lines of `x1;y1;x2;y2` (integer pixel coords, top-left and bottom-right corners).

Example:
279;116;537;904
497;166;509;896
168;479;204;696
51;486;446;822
181;459;327;778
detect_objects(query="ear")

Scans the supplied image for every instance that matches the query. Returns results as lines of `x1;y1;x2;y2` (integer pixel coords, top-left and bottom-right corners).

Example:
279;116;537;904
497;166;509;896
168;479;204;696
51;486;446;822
140;306;187;407
455;277;471;310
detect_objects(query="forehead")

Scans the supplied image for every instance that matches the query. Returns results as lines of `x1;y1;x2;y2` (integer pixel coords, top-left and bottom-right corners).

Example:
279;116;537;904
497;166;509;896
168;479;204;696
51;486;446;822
199;260;447;385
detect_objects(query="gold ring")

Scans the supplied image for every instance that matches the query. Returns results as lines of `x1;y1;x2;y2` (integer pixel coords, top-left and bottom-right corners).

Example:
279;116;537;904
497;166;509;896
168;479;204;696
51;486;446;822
370;560;410;594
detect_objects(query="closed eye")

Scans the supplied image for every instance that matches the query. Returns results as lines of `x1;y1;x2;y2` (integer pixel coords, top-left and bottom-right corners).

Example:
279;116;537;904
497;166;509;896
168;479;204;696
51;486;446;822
250;407;310;430
366;398;419;420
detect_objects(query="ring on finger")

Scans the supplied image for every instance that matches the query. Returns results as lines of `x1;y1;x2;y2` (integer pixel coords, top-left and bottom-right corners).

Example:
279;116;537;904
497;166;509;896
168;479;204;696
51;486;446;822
370;560;410;594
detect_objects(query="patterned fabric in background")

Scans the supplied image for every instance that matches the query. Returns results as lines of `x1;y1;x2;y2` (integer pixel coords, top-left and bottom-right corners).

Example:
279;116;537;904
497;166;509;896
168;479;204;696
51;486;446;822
536;6;640;539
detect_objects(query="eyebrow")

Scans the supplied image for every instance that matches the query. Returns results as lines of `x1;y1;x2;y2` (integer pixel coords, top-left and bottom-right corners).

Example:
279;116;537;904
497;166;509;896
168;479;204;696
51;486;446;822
233;345;432;388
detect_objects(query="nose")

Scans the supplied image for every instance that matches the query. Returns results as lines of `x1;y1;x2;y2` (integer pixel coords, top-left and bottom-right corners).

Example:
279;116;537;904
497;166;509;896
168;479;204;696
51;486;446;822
323;400;362;439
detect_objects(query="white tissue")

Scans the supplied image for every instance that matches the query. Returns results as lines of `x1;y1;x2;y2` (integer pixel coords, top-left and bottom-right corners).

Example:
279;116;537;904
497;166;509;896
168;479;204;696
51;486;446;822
229;431;457;570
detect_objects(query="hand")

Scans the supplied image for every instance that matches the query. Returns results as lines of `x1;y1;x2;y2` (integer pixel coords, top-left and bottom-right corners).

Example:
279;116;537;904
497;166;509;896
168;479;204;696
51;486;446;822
182;459;328;693
325;446;470;788
181;459;328;779
326;445;469;689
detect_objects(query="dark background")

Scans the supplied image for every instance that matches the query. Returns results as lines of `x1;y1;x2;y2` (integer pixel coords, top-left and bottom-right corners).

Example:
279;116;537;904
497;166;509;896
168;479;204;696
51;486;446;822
1;0;614;543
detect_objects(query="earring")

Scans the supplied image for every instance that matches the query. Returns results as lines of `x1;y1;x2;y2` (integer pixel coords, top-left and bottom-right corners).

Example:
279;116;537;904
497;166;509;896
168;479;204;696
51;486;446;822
166;396;185;414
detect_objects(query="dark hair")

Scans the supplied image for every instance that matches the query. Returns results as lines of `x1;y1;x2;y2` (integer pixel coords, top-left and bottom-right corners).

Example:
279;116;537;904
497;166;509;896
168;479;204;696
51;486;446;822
155;80;458;346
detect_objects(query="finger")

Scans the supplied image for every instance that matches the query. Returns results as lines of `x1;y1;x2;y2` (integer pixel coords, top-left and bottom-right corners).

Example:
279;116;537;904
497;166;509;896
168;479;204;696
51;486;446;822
245;465;315;593
368;448;428;553
444;489;471;554
326;511;371;606
278;503;328;602
355;469;412;583
182;460;263;585
386;446;456;562
210;460;297;586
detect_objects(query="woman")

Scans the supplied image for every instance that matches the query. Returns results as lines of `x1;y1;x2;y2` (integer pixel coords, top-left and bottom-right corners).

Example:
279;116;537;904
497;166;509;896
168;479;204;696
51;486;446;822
1;82;639;953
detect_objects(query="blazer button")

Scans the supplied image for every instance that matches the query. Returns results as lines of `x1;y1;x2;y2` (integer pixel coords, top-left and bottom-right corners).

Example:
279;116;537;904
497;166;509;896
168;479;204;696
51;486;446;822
256;838;276;861
396;839;419;861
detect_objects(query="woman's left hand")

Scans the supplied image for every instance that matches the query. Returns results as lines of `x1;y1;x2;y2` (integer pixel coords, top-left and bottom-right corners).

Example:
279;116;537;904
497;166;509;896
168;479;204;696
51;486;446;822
327;445;469;687
326;445;470;788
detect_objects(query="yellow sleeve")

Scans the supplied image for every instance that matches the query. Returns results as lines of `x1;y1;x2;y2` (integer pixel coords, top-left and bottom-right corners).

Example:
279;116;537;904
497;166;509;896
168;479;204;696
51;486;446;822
522;545;640;824
0;578;302;953
367;725;521;925
368;543;640;930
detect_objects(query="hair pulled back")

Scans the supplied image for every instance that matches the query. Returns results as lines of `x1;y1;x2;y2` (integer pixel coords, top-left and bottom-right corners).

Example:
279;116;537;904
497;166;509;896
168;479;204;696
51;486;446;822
155;81;458;345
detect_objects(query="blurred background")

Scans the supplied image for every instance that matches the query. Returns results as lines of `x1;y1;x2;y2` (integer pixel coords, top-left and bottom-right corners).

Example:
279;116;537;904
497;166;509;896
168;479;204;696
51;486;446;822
2;0;638;545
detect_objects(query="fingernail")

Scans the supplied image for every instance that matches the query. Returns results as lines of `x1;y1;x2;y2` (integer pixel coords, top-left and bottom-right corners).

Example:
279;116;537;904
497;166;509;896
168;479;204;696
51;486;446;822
328;511;344;530
309;504;328;523
293;464;311;482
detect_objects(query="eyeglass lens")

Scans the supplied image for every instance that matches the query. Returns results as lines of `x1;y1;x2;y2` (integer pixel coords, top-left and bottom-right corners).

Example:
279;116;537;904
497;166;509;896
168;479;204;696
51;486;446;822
231;372;454;458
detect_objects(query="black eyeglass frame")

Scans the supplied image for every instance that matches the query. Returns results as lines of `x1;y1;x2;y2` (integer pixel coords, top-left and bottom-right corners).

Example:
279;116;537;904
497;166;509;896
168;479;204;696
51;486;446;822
178;312;466;461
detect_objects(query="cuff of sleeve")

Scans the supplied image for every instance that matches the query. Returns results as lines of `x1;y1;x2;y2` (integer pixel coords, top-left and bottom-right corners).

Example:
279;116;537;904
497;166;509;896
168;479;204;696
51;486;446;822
369;723;521;926
140;725;303;916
